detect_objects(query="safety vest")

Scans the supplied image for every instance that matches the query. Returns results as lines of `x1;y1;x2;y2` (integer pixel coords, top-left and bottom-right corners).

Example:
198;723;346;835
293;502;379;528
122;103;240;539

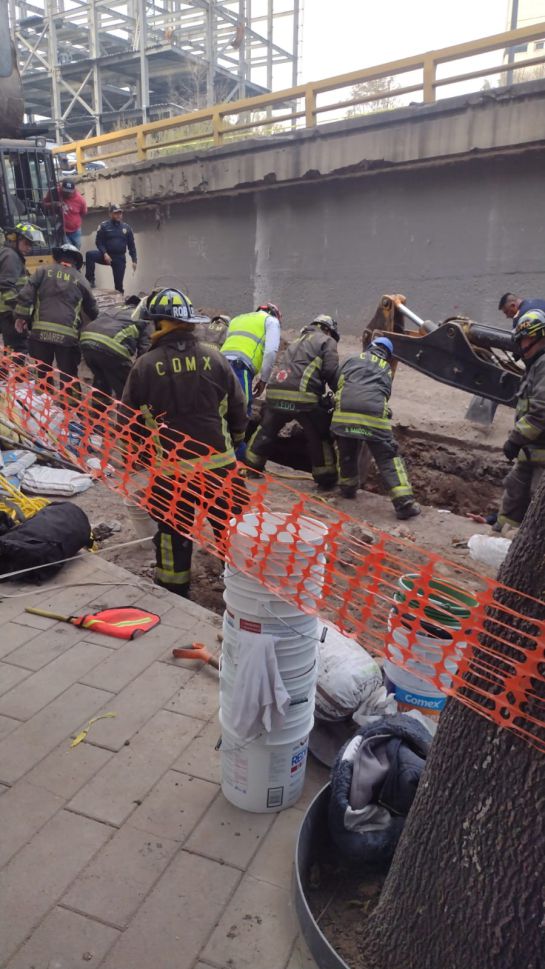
221;311;267;375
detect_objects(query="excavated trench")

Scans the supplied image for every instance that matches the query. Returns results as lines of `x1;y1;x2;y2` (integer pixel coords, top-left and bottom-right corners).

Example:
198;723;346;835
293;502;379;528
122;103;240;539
258;420;505;518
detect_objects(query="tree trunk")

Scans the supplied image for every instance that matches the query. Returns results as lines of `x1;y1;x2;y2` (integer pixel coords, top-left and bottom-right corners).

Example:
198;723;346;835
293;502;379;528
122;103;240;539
359;475;545;969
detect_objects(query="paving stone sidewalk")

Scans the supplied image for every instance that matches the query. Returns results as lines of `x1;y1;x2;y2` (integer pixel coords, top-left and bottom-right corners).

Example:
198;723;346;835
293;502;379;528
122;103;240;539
0;551;326;969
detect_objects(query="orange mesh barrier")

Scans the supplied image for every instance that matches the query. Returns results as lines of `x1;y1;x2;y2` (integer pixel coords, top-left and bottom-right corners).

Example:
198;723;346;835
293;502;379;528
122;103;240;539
2;353;545;750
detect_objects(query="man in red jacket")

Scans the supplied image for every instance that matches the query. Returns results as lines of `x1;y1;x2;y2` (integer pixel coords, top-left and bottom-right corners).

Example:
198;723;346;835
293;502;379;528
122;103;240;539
42;179;88;249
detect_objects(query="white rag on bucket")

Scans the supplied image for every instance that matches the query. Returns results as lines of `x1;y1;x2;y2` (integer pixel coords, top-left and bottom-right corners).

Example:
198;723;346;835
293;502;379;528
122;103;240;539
230;632;290;741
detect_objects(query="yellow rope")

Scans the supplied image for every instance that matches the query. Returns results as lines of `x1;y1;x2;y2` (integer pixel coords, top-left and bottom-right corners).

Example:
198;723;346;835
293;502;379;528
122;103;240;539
0;474;49;523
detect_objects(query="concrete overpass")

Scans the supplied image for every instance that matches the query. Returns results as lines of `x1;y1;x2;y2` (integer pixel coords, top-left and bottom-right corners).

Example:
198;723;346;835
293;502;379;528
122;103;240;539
80;78;545;331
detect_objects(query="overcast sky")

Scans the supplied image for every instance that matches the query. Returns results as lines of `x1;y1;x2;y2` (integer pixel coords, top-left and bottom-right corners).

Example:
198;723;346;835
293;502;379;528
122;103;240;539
300;0;510;82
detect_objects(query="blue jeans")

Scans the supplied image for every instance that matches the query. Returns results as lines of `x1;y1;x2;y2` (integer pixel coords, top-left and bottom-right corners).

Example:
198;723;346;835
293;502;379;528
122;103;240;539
66;229;82;249
229;360;254;415
228;360;253;459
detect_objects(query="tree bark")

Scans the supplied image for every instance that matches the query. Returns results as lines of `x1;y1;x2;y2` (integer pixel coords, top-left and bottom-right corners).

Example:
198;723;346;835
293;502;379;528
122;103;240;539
359;475;545;969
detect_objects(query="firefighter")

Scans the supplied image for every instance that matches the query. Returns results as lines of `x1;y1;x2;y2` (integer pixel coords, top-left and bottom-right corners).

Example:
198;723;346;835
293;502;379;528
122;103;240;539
245;314;340;488
221;301;281;412
498;309;545;530
121;288;248;598
331;336;421;520
85;203;137;294
14;243;98;391
202;313;231;348
79;294;152;406
0;223;45;353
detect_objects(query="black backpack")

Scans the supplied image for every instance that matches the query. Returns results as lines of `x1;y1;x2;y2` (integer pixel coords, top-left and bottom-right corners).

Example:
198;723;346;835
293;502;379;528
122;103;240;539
0;502;92;582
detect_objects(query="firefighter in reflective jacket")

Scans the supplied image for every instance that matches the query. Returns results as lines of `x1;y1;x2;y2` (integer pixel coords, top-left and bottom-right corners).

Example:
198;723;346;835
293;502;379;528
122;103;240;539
15;243;98;390
121;288;248;597
79;294;152;404
245;314;340;488
498;309;545;529
332;337;421;520
0;223;45;353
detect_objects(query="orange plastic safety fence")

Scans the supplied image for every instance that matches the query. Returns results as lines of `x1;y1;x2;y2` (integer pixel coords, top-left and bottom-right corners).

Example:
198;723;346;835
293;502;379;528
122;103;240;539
2;353;545;751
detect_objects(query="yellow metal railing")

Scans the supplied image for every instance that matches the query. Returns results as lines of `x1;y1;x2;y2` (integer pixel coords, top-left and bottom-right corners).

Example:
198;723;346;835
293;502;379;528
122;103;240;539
54;22;545;174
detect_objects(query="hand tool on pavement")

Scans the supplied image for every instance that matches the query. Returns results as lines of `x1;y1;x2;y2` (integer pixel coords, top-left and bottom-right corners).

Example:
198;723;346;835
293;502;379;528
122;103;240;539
172;641;219;670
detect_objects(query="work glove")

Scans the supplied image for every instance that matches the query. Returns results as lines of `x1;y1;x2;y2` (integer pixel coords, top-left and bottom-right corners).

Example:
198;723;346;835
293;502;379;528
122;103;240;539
503;439;519;462
253;378;266;399
14;318;28;334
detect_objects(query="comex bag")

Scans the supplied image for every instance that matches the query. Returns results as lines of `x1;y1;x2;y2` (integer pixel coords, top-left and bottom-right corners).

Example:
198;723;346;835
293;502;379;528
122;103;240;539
0;502;92;582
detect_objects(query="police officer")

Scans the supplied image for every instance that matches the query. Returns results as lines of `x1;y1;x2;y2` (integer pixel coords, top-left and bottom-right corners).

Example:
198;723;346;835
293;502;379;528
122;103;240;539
0;223;45;353
221;301;281;412
14;243;98;391
498;309;545;530
245;314;340;488
79;294;152;406
332;336;420;520
121;288;248;598
85;203;137;294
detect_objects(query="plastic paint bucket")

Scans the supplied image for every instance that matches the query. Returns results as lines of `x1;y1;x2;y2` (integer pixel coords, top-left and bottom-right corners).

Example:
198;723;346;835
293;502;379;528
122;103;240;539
219;722;310;812
123;499;156;540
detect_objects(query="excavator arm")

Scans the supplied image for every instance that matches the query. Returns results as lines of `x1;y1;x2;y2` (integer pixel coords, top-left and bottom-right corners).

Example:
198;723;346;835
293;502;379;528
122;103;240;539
366;296;522;409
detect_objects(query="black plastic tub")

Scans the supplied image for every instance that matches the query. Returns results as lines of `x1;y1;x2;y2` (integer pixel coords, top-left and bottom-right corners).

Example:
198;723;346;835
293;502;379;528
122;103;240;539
294;783;351;969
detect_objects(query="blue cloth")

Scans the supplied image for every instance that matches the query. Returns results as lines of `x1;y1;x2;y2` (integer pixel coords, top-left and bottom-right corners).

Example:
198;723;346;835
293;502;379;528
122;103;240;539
513;298;545;329
65;229;82;249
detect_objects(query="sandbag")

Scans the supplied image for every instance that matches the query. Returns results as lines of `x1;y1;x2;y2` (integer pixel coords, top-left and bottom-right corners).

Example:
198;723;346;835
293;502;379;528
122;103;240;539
316;622;382;721
22;466;93;496
0;502;92;582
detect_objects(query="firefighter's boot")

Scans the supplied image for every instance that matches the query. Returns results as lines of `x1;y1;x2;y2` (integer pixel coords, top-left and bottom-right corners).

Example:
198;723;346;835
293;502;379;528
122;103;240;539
394;498;421;521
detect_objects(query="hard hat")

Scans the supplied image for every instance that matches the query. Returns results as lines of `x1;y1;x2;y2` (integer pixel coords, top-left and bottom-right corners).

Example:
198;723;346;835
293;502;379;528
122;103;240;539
52;243;83;270
311;314;339;342
8;223;46;247
211;314;231;326
145;288;210;325
257;302;282;321
370;336;394;356
514;309;545;346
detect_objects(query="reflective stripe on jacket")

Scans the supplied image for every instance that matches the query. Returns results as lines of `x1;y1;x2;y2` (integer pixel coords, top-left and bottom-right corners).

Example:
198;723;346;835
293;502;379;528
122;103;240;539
265;326;339;412
15;264;99;347
332;350;393;438
508;349;545;461
80;307;151;360
0;247;27;313
121;329;248;467
221;311;267;375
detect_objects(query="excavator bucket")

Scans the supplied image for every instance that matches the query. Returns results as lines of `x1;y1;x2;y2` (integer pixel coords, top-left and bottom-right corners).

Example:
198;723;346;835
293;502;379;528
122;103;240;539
465;395;498;425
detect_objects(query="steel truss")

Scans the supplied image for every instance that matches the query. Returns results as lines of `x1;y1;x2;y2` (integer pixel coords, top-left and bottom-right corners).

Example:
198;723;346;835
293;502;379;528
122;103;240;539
11;0;302;142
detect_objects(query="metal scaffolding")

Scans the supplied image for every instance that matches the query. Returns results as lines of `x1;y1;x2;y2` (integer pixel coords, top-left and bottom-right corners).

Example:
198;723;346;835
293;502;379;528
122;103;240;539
11;0;302;143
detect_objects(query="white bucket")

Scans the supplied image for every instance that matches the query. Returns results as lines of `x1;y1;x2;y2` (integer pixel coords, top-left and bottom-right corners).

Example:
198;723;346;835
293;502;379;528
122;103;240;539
384;621;464;718
220;723;310;812
227;513;328;585
223;559;325;604
123;499;156;540
222;623;318;679
223;605;319;639
220;649;317;703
